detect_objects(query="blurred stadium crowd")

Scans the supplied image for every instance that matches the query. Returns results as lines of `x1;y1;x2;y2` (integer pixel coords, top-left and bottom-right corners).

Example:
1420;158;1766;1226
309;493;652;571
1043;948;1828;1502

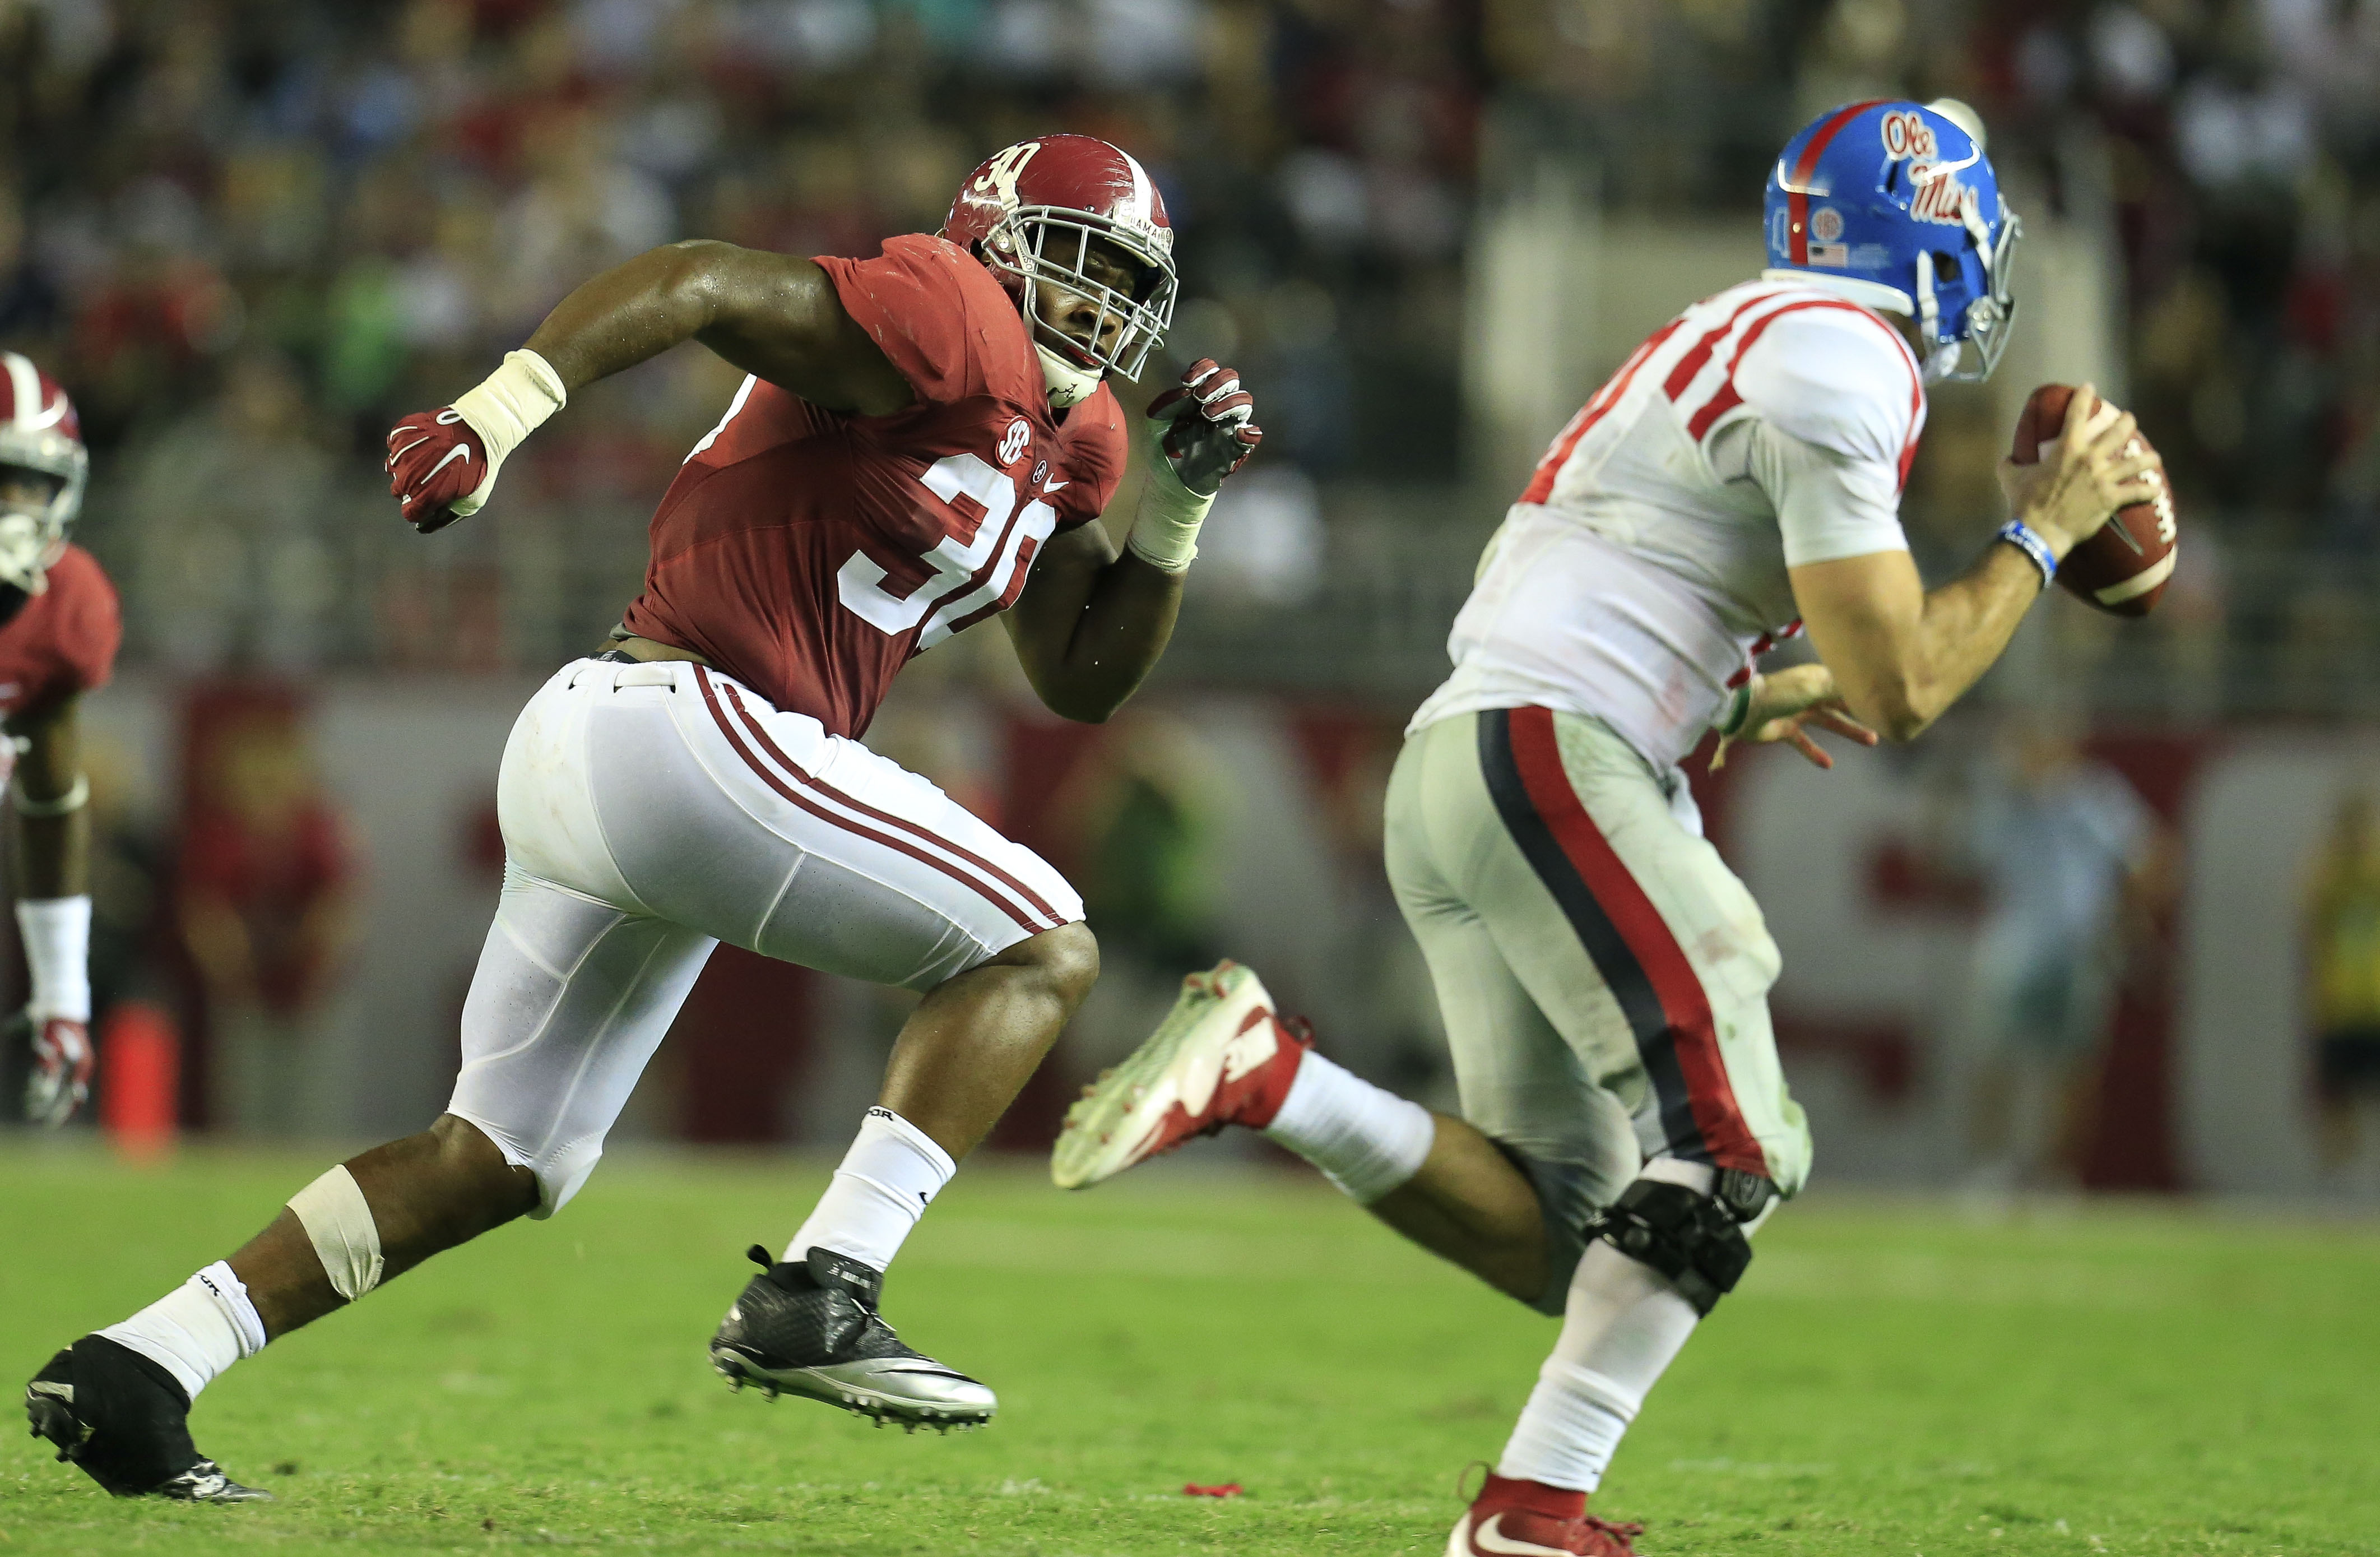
0;0;2372;685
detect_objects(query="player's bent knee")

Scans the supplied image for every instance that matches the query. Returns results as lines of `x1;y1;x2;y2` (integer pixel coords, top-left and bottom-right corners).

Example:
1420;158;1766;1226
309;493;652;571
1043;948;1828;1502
435;1110;569;1224
1589;1166;1777;1316
1006;921;1100;1011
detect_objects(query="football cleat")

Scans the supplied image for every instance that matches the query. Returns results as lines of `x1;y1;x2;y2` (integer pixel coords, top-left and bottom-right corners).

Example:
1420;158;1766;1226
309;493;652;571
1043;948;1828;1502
1447;1472;1641;1556
1051;960;1309;1190
24;1336;270;1502
709;1246;995;1431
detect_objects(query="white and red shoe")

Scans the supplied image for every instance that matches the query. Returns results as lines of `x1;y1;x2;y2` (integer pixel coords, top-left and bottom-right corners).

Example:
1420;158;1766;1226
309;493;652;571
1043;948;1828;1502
1051;961;1309;1190
1448;1472;1643;1556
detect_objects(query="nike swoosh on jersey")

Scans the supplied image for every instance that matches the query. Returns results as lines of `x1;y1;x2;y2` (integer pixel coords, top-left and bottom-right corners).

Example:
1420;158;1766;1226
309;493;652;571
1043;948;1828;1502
1468;1513;1578;1556
1041;479;1069;493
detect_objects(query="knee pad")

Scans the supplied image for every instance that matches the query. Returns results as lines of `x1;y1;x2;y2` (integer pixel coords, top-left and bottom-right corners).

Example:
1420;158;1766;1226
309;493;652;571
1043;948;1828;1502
1589;1167;1776;1316
1487;1140;1605;1318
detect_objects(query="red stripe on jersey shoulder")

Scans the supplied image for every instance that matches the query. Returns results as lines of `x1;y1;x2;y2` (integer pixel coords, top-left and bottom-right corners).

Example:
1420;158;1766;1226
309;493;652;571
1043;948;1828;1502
1678;294;1924;455
1661;293;1780;404
1517;316;1687;506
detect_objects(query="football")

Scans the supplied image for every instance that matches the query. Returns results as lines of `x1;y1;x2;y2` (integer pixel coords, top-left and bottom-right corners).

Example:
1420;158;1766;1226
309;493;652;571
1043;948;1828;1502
2008;383;2179;617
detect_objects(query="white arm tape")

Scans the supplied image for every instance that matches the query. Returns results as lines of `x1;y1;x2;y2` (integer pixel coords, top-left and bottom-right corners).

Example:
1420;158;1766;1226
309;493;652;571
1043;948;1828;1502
289;1164;386;1301
448;349;568;518
1124;450;1214;573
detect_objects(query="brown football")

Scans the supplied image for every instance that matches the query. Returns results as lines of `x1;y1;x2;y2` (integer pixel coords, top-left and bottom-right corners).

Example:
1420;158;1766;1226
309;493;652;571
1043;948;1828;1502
2008;383;2178;618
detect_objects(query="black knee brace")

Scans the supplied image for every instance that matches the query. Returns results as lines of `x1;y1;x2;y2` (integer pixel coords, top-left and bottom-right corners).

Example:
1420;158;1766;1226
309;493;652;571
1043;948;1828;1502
1587;1168;1775;1317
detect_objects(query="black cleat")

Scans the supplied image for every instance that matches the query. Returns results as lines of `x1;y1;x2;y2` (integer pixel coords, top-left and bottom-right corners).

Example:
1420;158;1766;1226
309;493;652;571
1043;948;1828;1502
25;1336;270;1502
709;1245;995;1431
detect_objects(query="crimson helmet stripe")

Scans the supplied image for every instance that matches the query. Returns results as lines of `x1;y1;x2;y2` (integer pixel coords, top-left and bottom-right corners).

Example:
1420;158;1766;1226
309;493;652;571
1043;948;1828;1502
1783;100;1889;266
3;353;40;430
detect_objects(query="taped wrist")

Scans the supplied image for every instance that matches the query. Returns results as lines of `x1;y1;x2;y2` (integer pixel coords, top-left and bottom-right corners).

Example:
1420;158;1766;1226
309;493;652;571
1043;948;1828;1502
288;1164;386;1301
1586;1171;1774;1316
16;896;91;1023
449;349;568;516
1125;428;1215;573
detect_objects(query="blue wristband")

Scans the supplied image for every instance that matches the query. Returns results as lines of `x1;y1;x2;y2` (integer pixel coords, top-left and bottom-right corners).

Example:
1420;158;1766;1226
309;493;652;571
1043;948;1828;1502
1996;519;2057;591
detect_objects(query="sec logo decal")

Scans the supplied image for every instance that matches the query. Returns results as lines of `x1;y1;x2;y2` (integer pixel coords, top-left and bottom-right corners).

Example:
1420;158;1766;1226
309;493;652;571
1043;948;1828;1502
998;418;1032;467
1810;206;1844;243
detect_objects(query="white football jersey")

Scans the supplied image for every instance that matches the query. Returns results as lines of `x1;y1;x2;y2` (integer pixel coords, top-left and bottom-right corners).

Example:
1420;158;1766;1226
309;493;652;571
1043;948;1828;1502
1411;275;1927;770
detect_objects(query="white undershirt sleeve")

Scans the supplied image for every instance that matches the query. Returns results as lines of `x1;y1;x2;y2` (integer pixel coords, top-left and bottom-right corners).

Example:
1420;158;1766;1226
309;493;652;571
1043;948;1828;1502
1712;417;1910;568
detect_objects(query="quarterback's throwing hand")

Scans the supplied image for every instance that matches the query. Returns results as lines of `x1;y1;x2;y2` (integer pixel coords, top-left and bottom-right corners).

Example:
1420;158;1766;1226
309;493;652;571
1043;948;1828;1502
1712;663;1878;772
18;1010;91;1128
1147;359;1261;495
386;409;491;534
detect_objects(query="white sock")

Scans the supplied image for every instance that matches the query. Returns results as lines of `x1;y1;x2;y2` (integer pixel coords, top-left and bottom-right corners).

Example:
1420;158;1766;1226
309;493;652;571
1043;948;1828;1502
16;896;92;1021
1497;1160;1719;1491
785;1106;955;1272
1261;1050;1436;1203
96;1262;267;1403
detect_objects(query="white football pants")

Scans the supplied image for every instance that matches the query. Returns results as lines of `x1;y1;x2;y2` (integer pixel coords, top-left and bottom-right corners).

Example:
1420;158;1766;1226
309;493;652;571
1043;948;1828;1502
446;658;1083;1215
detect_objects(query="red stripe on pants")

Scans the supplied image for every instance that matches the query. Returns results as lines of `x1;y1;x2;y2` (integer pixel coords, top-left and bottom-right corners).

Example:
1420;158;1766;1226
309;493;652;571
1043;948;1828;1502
1505;706;1769;1176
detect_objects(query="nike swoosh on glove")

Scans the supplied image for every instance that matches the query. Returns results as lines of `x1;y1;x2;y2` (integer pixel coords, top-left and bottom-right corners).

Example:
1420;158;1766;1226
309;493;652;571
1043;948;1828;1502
386;410;491;534
1147;359;1261;496
21;1012;91;1127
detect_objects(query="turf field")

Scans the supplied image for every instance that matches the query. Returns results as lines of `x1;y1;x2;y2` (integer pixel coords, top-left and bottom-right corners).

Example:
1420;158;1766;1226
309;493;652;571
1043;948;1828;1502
3;1141;2375;1555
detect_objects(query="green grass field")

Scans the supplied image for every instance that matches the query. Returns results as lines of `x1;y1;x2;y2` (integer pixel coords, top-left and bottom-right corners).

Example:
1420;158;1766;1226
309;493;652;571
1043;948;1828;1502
2;1141;2375;1555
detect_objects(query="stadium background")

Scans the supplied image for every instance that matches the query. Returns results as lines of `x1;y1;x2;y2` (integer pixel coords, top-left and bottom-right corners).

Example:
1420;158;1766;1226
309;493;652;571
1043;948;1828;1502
2;0;2377;1204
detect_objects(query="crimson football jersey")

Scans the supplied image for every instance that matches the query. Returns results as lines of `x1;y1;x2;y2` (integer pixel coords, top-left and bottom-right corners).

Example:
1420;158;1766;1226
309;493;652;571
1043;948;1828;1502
0;544;120;724
619;234;1130;740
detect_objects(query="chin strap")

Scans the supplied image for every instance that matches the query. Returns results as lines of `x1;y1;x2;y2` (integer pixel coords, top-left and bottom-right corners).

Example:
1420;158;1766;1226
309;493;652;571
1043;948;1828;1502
1038;344;1101;408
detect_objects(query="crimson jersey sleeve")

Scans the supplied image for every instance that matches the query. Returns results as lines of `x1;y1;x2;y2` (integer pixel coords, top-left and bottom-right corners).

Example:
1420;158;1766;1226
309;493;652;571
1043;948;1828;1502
0;545;122;720
816;235;1043;409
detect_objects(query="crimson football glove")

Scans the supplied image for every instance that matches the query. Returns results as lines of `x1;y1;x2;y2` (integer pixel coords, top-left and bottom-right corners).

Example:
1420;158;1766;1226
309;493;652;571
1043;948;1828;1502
1147;360;1261;496
18;1010;91;1128
386;409;491;534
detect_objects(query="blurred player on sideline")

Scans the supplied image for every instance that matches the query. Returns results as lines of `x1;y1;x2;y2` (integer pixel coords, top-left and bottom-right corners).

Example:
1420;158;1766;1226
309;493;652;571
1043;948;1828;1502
1959;713;2165;1193
1056;100;2163;1555
28;135;1261;1501
0;353;120;1130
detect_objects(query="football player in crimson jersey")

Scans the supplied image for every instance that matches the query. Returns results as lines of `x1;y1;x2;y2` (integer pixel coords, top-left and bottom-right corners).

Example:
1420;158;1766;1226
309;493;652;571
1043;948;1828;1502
28;135;1261;1501
0;353;120;1130
1054;103;2163;1554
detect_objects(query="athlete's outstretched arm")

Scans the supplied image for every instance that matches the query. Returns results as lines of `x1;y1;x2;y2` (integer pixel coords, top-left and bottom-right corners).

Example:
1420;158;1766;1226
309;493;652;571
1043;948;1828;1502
522;242;913;414
1004;523;1184;722
1791;386;2161;743
388;242;911;531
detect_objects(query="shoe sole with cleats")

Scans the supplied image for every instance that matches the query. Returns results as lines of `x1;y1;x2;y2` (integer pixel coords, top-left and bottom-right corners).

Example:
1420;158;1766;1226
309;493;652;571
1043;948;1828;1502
709;1345;995;1432
1051;960;1277;1190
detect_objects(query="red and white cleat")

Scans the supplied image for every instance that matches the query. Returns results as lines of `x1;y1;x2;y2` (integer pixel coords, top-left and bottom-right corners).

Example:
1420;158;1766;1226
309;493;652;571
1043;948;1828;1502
1050;961;1309;1190
1447;1472;1643;1556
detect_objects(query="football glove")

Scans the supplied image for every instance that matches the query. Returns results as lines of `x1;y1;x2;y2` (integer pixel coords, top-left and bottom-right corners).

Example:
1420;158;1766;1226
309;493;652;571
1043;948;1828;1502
18;1009;91;1127
385;349;568;534
1147;359;1260;497
385;410;491;534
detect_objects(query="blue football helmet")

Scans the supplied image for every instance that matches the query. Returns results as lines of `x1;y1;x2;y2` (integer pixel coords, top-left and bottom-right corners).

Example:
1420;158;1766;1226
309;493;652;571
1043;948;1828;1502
1763;98;2021;383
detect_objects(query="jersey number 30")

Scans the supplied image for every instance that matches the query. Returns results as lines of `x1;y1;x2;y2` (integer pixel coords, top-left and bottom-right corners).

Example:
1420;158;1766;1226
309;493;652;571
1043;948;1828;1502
837;452;1059;650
